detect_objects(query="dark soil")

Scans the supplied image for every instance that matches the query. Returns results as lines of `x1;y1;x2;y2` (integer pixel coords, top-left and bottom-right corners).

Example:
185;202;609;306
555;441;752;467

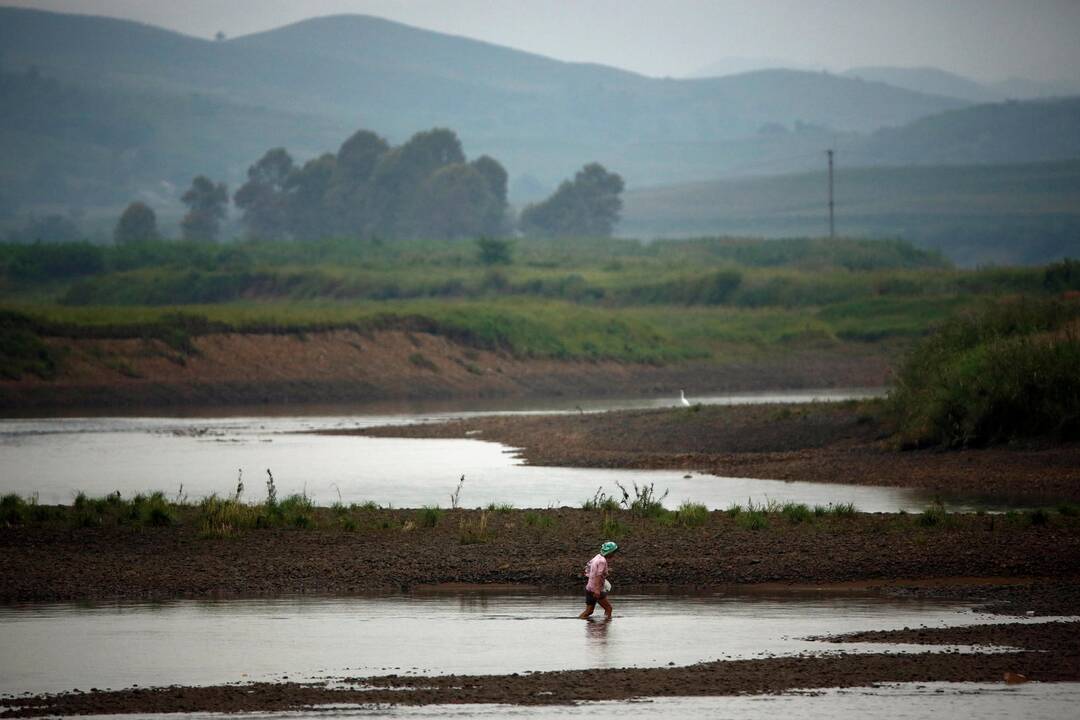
5;621;1077;716
3;509;1080;603
351;402;1080;502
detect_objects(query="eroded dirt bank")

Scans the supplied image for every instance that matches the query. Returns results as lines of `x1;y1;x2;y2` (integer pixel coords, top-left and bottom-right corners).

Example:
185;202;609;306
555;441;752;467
2;510;1079;603
5;621;1078;716
0;329;891;411
352;403;1080;502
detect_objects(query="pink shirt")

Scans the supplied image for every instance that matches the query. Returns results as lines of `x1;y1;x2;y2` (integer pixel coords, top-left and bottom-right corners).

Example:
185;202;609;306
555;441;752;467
584;553;608;594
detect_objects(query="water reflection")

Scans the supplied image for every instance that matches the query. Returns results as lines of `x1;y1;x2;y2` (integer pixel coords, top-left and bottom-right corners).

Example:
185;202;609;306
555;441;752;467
585;616;612;646
0;590;1032;696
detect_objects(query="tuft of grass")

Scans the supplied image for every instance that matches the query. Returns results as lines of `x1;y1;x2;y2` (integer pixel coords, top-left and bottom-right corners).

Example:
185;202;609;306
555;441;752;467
675;501;709;528
486;502;515;513
1;493;28;525
408;352;439;372
199;494;258;537
829;502;857;518
524;511;555;528
273;493;315;529
1057;503;1078;518
582;487;620;512
600;510;626;538
352;500;381;511
615;480;670;519
736;510;768;530
417;505;443;528
780;502;812;524
917;503;948;527
458;512;490;544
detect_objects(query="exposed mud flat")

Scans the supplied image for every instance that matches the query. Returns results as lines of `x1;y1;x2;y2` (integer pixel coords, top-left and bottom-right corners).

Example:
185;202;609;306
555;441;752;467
352;402;1080;502
3;508;1079;603
0;329;891;410
3;621;1077;716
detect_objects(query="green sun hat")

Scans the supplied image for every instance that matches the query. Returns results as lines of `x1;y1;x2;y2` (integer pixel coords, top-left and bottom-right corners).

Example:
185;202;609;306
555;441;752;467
600;541;619;556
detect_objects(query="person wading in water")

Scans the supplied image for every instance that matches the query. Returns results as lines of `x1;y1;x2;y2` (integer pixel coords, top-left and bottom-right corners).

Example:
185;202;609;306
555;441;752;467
579;541;618;619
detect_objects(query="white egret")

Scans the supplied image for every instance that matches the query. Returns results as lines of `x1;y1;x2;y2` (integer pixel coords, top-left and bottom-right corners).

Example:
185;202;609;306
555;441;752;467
680;389;691;407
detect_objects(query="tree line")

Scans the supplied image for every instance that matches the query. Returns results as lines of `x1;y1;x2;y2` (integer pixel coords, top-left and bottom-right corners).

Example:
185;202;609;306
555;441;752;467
113;127;624;245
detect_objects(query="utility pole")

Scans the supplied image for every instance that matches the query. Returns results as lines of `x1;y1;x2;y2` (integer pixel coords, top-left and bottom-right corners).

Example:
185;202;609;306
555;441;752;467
826;149;835;239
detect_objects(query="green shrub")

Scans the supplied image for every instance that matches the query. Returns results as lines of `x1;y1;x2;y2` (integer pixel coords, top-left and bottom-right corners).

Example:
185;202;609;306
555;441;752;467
0;493;27;525
889;298;1080;447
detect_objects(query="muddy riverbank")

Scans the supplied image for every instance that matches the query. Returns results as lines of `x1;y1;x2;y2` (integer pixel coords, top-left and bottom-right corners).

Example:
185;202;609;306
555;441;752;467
3;508;1079;603
5;620;1077;716
351;402;1080;502
0;329;891;411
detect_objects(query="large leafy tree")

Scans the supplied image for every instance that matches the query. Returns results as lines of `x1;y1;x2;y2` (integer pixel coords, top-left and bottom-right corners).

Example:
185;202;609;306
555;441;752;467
369;128;466;237
413;163;502;239
285;153;337;241
325;130;390;236
519;163;624;237
233;148;294;240
180;176;228;242
113;201;158;245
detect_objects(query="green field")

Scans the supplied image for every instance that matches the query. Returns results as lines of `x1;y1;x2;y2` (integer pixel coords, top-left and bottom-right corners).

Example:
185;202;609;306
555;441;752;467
2;235;1076;375
620;160;1080;266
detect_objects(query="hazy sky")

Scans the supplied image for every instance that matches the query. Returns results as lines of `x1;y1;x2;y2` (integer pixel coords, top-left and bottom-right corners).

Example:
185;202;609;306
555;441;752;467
5;0;1080;83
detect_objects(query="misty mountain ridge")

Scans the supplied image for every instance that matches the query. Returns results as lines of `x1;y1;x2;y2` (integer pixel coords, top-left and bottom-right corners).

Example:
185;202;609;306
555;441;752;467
1;5;1079;256
842;66;1080;103
0;8;967;192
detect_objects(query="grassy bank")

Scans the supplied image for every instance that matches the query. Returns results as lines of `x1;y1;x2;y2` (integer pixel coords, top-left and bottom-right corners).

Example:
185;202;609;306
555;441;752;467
889;297;1080;447
4;491;1075;539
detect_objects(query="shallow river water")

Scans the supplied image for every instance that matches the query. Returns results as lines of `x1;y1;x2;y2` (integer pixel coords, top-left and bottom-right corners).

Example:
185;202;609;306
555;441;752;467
0;589;1044;696
0;389;1004;512
142;683;1080;720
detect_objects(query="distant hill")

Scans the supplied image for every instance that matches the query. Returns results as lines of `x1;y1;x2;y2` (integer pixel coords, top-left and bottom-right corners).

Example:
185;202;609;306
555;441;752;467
855;97;1080;166
0;7;968;208
688;57;820;78
842;66;1003;104
620;160;1080;266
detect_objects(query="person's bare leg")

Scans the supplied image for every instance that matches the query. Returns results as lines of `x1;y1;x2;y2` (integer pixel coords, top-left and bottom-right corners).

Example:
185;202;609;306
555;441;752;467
599;596;613;617
579;603;595;619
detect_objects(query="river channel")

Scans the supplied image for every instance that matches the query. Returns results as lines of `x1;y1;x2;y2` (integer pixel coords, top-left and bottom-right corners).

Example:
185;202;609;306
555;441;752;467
0;388;993;512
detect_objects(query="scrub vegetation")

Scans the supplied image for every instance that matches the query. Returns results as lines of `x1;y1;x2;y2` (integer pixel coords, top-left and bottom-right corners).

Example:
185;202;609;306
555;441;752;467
889;296;1080;447
2;236;1076;382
